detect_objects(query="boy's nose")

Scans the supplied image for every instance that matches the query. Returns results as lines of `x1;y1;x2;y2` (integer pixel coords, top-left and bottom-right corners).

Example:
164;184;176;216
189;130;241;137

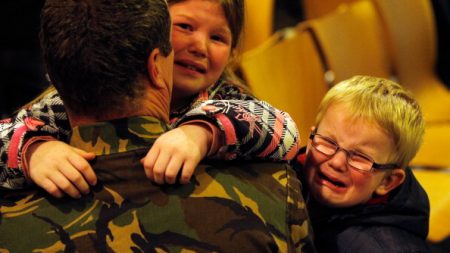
327;149;348;172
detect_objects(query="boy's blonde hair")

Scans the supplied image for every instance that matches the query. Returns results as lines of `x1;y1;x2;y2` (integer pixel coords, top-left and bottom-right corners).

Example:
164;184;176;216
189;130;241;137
315;75;425;168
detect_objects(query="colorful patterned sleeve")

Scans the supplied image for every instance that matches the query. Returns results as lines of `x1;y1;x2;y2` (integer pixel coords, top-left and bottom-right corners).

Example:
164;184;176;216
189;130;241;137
174;80;301;161
0;89;71;189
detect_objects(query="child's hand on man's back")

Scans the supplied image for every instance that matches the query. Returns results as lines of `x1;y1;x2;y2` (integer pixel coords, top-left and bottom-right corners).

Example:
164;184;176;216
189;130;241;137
141;123;215;185
26;140;97;198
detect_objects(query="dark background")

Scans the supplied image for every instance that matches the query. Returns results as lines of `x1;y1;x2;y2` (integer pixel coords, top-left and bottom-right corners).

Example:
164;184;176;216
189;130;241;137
0;0;48;118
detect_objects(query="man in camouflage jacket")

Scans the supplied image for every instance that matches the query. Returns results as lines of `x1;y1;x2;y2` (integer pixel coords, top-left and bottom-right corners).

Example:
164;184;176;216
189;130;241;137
0;0;315;252
1;116;314;252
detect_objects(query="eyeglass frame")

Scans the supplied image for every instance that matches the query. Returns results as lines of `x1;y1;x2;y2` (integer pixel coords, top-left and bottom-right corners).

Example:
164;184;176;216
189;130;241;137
309;129;399;172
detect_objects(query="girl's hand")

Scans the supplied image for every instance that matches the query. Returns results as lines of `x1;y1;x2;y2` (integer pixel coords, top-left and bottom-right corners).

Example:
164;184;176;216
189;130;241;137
27;141;97;198
141;123;212;184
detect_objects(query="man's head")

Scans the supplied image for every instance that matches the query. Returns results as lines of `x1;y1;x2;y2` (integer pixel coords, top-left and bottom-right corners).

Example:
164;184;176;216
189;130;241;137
40;0;173;121
304;75;425;208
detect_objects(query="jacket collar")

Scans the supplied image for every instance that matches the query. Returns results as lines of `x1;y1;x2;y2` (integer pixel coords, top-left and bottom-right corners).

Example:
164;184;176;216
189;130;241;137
70;116;169;156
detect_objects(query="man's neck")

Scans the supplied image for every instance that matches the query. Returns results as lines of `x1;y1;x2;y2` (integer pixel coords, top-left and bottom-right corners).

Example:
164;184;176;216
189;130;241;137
68;85;171;127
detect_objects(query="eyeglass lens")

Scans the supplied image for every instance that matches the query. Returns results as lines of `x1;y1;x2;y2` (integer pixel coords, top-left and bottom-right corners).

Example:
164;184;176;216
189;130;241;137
312;134;374;171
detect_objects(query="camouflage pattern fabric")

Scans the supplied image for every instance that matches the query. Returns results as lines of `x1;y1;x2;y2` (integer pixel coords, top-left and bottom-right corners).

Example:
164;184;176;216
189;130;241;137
0;116;314;252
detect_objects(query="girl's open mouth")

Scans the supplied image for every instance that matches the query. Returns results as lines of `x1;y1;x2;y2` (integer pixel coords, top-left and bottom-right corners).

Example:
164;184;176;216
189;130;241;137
175;60;206;74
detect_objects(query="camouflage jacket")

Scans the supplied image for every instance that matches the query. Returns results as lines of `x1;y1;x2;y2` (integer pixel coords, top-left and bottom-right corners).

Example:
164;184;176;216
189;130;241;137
0;116;315;253
0;79;300;189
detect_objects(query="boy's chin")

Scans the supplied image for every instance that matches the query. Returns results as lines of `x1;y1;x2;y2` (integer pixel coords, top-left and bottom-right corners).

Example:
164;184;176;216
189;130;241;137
312;191;360;209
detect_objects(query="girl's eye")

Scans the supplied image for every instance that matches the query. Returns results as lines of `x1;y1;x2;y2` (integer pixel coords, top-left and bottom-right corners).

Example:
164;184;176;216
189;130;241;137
211;34;230;45
211;35;223;42
175;23;192;31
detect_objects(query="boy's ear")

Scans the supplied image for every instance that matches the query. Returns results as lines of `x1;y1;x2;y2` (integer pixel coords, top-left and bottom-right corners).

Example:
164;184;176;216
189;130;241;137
147;48;165;89
375;168;406;195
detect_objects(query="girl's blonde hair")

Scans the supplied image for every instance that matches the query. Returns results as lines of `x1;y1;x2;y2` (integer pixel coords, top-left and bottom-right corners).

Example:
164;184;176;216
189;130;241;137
315;75;425;168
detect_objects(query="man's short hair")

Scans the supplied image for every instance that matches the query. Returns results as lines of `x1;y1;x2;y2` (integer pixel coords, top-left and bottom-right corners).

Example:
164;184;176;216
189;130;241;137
40;0;172;117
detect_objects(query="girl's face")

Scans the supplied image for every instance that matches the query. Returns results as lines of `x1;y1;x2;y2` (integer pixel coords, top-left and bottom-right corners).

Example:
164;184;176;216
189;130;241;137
304;103;396;208
169;0;232;104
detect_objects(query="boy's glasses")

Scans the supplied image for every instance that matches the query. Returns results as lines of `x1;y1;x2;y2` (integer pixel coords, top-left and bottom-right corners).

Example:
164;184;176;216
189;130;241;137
309;130;399;172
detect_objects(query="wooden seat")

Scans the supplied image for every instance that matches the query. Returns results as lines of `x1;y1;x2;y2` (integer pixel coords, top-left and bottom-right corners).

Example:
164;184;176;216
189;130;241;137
411;123;450;168
411;122;450;243
304;0;392;86
239;26;328;143
412;169;450;243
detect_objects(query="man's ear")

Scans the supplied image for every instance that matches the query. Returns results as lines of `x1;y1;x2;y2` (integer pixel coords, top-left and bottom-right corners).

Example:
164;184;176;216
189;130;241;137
375;168;406;195
147;48;165;89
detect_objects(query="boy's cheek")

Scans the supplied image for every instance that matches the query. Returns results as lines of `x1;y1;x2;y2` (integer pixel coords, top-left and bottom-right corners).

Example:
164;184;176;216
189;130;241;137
303;152;321;185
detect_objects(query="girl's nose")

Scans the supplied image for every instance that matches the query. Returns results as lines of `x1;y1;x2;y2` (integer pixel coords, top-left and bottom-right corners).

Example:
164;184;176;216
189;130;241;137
188;33;207;58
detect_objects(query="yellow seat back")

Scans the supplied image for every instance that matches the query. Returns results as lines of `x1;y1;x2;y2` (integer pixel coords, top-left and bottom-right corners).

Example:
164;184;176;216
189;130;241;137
305;0;391;85
239;26;328;143
413;169;450;243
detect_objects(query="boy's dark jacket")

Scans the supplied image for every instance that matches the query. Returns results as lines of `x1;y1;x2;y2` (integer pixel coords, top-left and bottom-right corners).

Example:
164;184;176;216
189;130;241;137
295;147;431;253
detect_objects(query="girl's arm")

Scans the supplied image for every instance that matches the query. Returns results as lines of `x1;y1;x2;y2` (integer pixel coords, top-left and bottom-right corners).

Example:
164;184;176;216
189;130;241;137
181;79;300;161
175;99;300;161
0;89;71;189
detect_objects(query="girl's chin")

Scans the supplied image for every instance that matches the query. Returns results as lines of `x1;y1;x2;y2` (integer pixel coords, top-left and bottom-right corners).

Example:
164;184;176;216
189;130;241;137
173;79;209;94
172;85;202;98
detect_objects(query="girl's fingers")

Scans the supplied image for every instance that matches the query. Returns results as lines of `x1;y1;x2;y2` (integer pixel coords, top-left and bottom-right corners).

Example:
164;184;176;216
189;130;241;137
40;178;64;198
49;171;81;199
180;159;198;184
59;163;90;195
151;152;171;185
67;153;97;186
73;147;96;160
142;147;160;181
164;157;184;184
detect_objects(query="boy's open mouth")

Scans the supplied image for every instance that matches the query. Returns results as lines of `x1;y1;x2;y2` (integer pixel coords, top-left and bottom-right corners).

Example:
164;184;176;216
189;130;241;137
318;170;346;188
